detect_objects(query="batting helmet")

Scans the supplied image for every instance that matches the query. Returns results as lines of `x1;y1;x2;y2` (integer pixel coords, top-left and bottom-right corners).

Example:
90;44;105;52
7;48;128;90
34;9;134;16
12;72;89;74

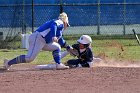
77;35;92;44
58;12;70;26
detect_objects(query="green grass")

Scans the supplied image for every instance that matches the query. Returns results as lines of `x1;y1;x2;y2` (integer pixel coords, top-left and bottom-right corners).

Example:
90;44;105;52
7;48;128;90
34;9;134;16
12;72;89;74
0;39;139;65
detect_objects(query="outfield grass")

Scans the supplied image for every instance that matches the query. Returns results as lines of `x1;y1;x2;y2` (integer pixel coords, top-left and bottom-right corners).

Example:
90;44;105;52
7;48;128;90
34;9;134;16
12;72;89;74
0;39;139;65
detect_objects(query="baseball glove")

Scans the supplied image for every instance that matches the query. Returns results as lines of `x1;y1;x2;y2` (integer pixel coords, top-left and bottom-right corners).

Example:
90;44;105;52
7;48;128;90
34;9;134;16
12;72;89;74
68;48;79;57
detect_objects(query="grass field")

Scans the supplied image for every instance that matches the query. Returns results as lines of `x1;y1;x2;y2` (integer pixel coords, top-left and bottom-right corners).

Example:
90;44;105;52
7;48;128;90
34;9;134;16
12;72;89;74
0;38;139;66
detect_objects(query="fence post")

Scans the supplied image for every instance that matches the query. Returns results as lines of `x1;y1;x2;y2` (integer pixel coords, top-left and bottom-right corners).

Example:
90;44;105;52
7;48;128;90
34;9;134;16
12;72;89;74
97;0;100;35
32;0;34;32
60;0;63;13
22;0;26;34
123;0;126;35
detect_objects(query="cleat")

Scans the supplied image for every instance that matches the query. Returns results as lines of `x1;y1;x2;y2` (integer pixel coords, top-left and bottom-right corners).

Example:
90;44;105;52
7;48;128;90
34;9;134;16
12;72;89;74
56;63;69;70
3;59;10;70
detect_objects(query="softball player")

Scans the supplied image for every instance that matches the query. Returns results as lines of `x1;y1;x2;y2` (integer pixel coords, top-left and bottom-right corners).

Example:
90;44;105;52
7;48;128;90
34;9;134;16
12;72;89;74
3;12;70;70
66;35;94;68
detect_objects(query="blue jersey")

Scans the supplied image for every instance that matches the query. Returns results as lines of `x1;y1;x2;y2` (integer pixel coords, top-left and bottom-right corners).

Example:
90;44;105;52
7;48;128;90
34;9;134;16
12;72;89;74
35;19;66;46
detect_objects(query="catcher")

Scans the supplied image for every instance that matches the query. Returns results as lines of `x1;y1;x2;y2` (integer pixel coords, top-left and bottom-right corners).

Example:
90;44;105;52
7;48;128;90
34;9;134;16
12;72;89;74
66;35;95;68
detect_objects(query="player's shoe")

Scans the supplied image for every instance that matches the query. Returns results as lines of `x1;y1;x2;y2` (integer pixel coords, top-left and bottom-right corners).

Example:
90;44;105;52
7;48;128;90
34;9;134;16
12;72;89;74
3;59;10;70
56;63;69;70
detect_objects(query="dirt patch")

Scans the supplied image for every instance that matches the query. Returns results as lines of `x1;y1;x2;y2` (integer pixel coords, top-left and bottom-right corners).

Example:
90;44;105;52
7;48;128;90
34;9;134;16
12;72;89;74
0;64;140;93
97;40;126;59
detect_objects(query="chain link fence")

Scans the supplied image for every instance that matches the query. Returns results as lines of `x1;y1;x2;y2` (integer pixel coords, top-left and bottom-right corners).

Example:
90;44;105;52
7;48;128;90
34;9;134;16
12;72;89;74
0;1;140;49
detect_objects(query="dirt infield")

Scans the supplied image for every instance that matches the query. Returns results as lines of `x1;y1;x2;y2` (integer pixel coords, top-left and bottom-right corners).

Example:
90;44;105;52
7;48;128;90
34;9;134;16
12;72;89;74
0;63;140;93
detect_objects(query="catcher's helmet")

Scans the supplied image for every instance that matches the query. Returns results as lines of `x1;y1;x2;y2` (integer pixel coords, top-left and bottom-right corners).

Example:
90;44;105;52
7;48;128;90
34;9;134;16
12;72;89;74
77;35;92;44
58;12;70;26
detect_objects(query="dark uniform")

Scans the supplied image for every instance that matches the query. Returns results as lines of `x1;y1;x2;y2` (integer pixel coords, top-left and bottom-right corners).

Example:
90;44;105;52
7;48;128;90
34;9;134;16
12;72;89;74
67;44;93;68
